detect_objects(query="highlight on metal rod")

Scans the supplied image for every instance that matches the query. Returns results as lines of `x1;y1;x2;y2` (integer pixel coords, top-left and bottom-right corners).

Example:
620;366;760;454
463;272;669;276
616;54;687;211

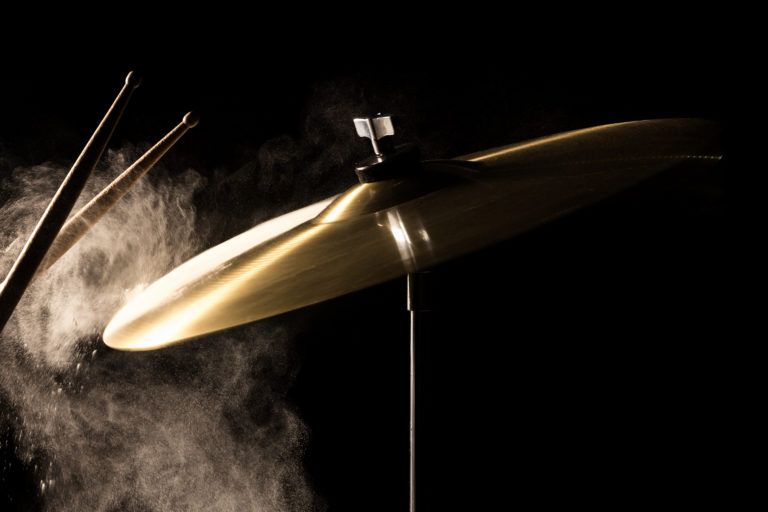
37;112;199;274
0;72;140;333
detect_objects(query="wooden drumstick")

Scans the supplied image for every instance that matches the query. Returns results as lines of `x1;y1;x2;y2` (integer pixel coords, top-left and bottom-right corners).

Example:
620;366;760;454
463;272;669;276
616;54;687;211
0;72;140;332
37;112;199;273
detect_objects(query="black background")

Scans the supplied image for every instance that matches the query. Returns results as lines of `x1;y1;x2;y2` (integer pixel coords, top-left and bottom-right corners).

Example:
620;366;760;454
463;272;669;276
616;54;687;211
1;34;732;511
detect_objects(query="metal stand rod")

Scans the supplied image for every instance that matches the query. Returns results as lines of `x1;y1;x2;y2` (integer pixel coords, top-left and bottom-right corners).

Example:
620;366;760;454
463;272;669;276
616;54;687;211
409;305;417;512
407;271;433;512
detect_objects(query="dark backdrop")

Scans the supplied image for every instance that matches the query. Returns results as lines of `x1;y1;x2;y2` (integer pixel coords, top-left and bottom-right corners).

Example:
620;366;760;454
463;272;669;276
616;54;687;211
1;43;730;511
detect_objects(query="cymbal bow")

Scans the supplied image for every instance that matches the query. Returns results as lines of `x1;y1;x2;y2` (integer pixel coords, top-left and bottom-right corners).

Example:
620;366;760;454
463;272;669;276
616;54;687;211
104;118;721;350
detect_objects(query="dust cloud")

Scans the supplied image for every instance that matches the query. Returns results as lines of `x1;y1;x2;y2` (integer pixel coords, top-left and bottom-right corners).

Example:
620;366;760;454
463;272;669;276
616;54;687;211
0;148;316;511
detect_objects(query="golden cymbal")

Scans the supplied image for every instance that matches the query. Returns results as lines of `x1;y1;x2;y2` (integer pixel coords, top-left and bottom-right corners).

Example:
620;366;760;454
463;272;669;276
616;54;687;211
104;119;720;350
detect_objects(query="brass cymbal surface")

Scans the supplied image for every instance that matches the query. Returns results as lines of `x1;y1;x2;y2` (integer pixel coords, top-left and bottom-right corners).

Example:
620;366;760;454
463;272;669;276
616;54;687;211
104;119;721;350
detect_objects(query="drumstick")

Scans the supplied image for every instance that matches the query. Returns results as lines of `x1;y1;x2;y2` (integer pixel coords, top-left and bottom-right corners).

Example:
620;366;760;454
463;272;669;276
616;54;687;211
37;112;199;273
0;72;140;333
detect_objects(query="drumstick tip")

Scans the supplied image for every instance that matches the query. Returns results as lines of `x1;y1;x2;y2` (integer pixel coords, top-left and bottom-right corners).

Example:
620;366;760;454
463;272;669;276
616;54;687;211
183;112;199;128
125;71;142;89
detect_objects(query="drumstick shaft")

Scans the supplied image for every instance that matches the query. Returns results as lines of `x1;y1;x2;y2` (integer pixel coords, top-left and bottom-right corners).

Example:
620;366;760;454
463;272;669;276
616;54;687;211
0;72;139;333
38;112;198;273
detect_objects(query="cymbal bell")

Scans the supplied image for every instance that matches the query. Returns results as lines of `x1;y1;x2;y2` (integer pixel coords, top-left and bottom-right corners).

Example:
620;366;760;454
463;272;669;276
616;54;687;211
103;119;721;351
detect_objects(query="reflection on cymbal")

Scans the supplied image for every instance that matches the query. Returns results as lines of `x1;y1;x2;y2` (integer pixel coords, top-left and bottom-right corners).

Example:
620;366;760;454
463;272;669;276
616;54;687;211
104;119;721;350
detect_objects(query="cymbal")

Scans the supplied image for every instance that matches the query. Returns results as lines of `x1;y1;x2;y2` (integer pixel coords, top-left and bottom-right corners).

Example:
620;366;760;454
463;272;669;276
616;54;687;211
104;119;720;350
